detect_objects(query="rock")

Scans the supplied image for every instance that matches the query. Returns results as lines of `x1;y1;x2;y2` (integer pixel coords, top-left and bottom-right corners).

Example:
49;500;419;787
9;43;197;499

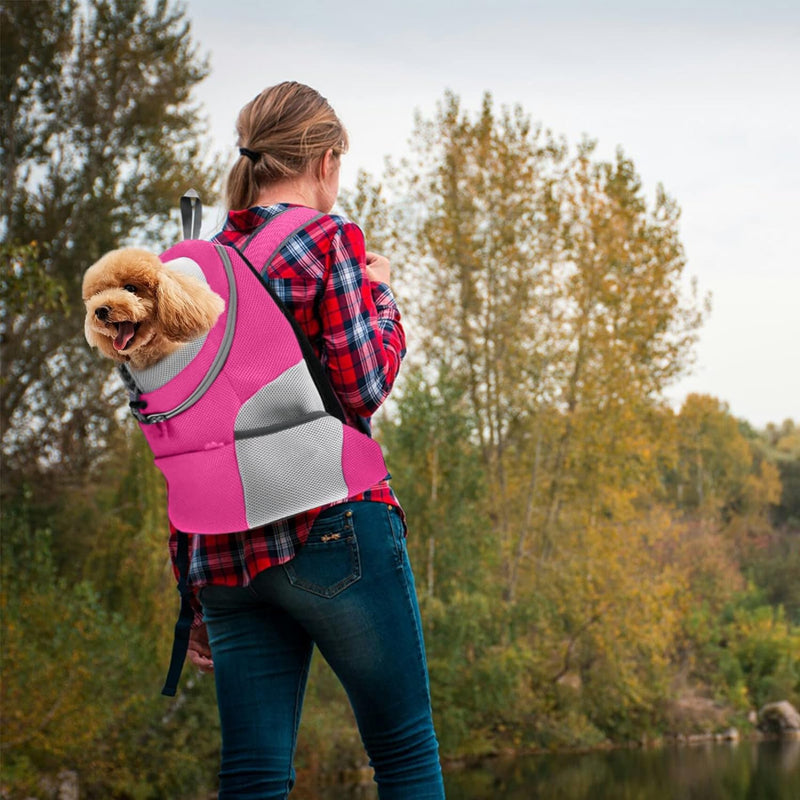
721;727;740;742
34;771;79;800
57;771;79;800
758;701;800;736
35;774;57;799
667;691;729;732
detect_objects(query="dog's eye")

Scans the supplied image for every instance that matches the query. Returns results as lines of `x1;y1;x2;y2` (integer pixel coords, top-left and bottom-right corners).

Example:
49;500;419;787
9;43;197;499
124;284;137;293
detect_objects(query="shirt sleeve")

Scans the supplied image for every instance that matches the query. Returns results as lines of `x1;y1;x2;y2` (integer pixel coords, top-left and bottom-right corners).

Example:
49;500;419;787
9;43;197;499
319;221;406;417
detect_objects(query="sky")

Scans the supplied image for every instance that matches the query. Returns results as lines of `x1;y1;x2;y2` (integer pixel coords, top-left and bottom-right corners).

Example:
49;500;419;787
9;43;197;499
182;0;799;428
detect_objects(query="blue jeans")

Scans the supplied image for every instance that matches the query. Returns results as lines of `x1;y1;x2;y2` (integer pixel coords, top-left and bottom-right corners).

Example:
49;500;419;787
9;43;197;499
200;501;446;799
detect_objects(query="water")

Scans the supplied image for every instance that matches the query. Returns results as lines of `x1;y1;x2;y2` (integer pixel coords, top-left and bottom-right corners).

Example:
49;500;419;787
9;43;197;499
443;739;800;800
297;740;800;799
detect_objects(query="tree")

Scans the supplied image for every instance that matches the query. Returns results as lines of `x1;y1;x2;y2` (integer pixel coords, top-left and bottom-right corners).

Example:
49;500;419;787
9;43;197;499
761;419;800;528
380;365;494;601
337;168;393;255
0;0;219;481
389;91;707;602
372;92;721;749
667;394;755;513
1;4;222;794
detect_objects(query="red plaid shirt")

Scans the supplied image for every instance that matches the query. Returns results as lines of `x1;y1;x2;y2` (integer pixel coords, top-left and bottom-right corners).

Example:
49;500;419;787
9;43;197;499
168;204;406;597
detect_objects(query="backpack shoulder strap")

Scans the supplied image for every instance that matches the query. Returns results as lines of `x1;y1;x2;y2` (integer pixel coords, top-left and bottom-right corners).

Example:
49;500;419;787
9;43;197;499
222;207;354;429
239;206;324;269
229;206;372;437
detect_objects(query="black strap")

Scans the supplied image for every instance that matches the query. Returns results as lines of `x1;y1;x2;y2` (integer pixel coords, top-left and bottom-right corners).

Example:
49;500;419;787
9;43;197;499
118;364;149;422
161;529;194;697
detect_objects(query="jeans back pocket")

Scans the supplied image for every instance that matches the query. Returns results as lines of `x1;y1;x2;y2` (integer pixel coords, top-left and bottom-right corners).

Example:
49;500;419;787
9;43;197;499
282;510;361;598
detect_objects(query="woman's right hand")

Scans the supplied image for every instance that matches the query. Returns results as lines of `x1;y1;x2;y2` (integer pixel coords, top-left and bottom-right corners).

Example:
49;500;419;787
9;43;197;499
187;623;214;673
365;252;391;286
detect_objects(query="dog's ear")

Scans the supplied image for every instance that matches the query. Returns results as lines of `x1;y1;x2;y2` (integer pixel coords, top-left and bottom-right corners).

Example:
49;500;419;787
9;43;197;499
156;268;225;342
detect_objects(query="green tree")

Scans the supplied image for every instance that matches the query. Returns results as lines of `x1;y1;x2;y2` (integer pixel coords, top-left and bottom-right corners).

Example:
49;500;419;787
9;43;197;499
760;419;800;528
1;0;219;479
0;484;221;799
337;168;393;255
1;2;222;795
735;419;800;622
668;394;758;514
375;92;717;750
389;91;706;603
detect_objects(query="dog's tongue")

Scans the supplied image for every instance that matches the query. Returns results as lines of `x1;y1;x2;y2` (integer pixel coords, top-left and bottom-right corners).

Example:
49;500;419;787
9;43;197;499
113;321;136;351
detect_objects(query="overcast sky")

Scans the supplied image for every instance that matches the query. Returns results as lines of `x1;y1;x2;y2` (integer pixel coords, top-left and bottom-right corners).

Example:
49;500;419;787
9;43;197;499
182;0;799;427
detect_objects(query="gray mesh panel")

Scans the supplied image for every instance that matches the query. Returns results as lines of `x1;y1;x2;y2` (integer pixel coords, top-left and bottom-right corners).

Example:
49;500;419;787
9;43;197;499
235;360;325;432
129;335;207;392
236;415;347;526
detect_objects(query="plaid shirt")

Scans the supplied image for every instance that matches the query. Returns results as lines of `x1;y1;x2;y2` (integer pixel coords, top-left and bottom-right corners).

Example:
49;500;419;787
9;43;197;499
168;204;406;599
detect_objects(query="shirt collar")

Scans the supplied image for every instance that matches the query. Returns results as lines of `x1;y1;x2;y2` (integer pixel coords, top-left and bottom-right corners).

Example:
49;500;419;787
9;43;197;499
222;203;303;236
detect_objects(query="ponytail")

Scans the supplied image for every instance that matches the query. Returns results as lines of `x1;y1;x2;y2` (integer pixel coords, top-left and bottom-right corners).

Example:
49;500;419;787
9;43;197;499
225;82;348;211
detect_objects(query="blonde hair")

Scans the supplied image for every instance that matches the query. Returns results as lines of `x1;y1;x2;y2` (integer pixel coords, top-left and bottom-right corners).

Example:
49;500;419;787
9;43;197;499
225;82;349;211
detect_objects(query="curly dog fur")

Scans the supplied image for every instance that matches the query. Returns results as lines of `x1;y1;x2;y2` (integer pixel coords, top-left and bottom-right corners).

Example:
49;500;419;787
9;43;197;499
82;247;225;369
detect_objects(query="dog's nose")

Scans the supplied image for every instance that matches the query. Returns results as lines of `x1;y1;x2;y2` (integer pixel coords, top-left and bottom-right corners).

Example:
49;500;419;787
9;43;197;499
95;306;110;321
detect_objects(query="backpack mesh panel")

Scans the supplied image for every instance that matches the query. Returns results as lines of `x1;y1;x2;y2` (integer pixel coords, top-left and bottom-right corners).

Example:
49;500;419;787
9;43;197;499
130;335;207;393
235;360;325;431
236;415;347;526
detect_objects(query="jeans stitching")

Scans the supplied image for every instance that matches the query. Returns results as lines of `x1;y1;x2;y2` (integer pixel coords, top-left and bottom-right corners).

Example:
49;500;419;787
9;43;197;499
385;505;404;568
387;516;433;702
286;645;312;797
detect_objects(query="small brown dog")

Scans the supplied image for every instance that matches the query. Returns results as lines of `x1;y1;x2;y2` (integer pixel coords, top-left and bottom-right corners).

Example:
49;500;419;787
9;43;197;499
83;247;225;369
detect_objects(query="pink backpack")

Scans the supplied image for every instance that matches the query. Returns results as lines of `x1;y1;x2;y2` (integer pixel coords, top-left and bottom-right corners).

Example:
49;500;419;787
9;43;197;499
120;204;388;536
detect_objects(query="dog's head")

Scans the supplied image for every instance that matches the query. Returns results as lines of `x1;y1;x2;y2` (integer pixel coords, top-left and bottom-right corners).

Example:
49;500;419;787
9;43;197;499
82;247;225;369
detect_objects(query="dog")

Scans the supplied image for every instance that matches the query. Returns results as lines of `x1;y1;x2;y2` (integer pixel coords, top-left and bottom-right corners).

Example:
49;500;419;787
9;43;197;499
83;247;225;370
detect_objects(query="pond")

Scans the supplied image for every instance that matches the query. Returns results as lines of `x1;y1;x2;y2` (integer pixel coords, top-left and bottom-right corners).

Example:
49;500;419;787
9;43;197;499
296;739;800;799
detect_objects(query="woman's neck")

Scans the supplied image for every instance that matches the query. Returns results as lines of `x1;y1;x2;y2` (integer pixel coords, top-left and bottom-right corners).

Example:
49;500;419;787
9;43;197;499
255;178;318;210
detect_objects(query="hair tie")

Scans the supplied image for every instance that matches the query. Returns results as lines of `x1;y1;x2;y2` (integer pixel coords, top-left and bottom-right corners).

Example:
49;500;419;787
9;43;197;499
239;147;260;164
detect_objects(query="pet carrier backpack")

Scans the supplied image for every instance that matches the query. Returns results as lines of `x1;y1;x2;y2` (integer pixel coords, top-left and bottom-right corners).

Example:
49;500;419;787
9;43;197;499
119;193;389;695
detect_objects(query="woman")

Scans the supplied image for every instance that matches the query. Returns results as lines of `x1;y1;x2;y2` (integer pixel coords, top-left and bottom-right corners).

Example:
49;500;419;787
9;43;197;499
172;82;445;799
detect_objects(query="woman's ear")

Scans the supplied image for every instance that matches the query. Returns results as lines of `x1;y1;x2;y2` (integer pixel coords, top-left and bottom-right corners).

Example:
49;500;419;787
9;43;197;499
156;269;225;342
318;148;334;181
